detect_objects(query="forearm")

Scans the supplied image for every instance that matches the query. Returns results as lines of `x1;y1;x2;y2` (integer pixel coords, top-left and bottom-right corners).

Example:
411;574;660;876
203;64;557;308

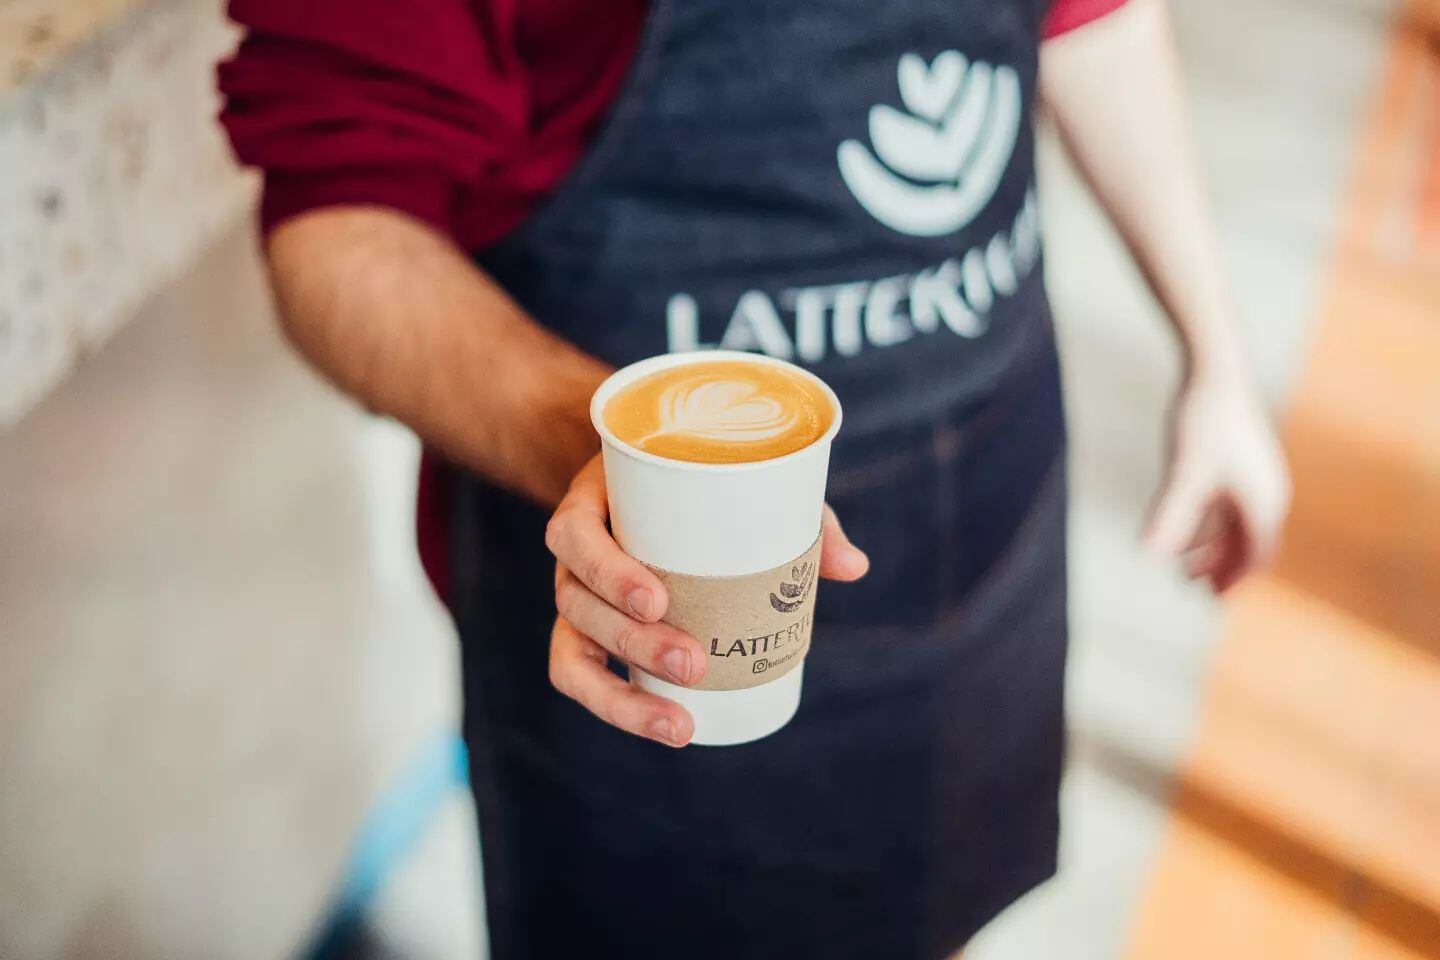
1040;0;1244;382
265;205;609;505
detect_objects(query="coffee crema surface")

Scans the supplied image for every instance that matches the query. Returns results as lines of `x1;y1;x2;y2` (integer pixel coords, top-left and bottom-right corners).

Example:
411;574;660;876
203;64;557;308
603;360;834;464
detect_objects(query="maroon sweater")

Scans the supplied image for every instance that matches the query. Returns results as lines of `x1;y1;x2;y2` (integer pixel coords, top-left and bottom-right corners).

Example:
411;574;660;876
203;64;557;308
217;0;1128;597
219;0;1125;245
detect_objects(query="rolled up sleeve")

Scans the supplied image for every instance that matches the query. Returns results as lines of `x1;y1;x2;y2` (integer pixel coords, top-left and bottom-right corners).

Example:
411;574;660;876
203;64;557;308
1042;0;1131;39
217;0;524;237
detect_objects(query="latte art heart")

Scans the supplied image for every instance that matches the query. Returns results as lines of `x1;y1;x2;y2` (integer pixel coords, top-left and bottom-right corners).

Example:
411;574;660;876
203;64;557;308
604;360;834;464
650;380;800;444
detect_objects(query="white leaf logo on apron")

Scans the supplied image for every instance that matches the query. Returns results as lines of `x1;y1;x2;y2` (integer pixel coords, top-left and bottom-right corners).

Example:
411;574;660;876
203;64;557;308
838;52;1022;237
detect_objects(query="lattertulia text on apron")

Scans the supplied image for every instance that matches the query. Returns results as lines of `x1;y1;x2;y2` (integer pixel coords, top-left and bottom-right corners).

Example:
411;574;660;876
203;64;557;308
644;535;823;691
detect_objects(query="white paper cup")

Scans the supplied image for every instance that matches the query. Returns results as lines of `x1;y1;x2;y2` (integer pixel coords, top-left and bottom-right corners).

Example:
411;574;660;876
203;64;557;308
589;351;842;746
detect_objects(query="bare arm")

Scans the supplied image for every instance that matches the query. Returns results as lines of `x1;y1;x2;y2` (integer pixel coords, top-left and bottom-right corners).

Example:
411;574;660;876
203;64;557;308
265;205;608;507
1041;0;1238;376
1040;0;1289;589
265;204;867;746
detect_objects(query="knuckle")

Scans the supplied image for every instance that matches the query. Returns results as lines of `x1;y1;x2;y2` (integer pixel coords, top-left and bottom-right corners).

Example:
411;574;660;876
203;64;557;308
604;695;637;733
553;579;580;620
580;554;611;596
547;657;571;698
611;621;642;664
544;513;569;555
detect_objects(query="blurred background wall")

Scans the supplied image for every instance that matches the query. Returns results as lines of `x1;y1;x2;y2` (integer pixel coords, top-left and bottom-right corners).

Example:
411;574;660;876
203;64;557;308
0;0;1435;958
0;0;248;424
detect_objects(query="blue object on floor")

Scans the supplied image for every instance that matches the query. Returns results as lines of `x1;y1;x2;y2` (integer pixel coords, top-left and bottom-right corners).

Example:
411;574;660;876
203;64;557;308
302;730;470;960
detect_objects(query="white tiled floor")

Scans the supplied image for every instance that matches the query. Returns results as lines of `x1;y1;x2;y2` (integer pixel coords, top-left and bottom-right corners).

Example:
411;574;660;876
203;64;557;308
0;1;1394;957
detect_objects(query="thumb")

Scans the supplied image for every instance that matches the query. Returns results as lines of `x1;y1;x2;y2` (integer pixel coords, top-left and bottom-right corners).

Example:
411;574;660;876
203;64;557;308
819;504;869;581
1144;459;1210;557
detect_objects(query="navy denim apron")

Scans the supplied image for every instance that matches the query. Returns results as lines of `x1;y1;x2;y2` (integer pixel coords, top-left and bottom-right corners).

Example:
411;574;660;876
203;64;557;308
449;1;1067;956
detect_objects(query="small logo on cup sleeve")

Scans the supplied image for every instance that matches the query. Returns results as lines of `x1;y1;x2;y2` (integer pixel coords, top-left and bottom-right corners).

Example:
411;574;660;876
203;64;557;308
769;561;816;613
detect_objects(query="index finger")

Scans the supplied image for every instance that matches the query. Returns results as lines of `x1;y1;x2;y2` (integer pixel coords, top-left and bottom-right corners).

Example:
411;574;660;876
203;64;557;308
546;457;668;622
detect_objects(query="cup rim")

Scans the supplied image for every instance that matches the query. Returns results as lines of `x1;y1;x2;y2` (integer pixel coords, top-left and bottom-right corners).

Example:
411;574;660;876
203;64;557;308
589;350;843;473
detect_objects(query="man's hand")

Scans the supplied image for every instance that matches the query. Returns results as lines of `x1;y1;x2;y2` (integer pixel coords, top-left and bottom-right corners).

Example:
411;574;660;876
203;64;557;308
545;456;869;747
1144;372;1290;592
